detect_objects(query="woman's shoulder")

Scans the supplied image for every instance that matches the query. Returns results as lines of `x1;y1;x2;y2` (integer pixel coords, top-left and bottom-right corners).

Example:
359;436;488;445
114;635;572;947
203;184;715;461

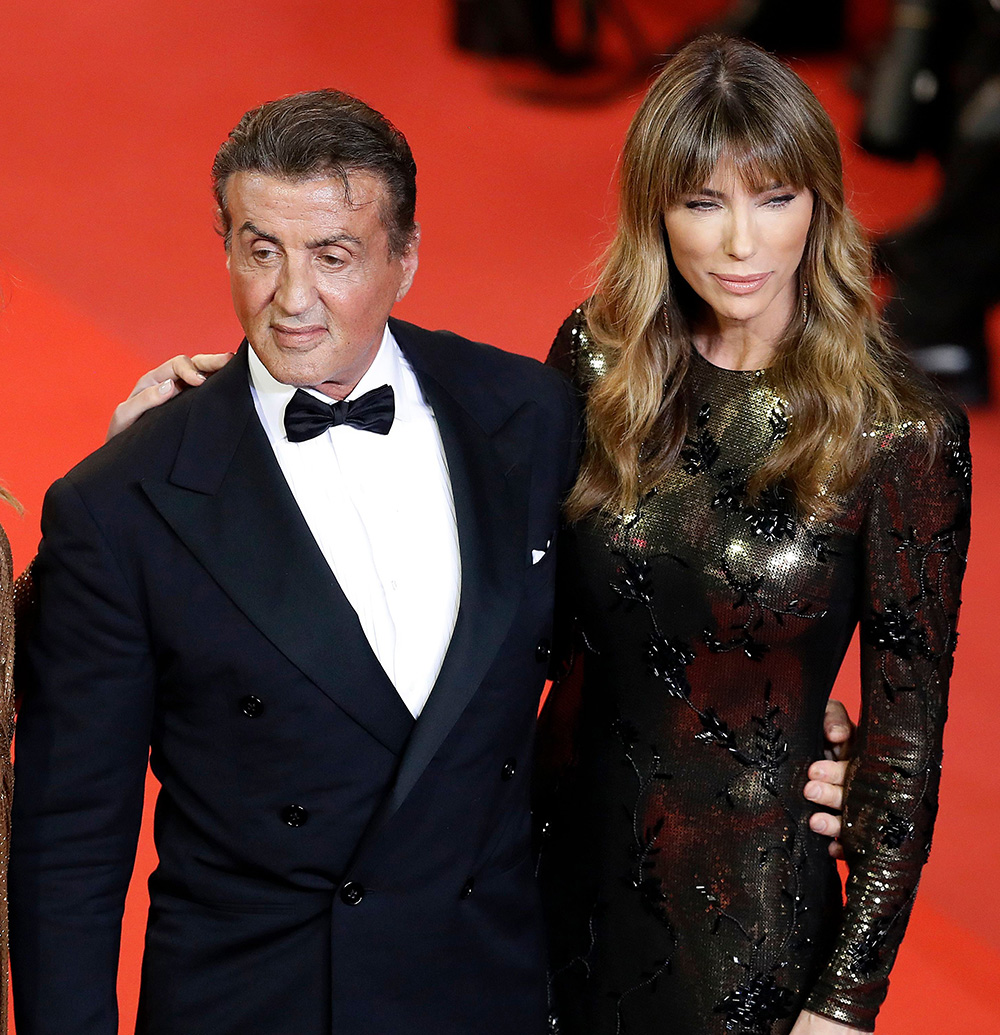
870;362;969;453
865;363;971;497
546;304;609;391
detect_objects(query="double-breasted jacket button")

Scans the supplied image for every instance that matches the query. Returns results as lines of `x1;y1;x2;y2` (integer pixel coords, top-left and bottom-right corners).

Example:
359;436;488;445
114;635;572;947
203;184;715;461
240;695;264;718
535;638;551;664
501;758;517;781
460;877;475;899
340;881;365;906
281;804;308;827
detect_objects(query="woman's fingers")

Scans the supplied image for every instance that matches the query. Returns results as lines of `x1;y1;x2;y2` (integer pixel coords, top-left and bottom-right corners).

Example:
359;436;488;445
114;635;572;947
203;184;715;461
806;759;846;856
107;379;180;441
822;698;855;760
107;352;234;442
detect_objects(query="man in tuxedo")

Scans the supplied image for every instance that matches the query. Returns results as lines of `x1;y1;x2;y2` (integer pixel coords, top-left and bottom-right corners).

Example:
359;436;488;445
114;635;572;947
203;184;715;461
9;89;848;1035
10;89;579;1035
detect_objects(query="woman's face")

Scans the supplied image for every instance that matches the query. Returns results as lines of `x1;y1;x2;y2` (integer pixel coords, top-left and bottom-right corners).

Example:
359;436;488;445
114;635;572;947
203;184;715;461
663;160;814;341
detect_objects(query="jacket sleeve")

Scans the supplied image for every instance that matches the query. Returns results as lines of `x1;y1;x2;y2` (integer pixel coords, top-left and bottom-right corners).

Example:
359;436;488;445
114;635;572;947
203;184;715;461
10;475;155;1035
804;413;971;1030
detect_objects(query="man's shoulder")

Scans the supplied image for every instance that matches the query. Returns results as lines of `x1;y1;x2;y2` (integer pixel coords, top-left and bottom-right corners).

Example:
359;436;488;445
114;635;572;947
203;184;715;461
64;356;245;498
390;318;570;404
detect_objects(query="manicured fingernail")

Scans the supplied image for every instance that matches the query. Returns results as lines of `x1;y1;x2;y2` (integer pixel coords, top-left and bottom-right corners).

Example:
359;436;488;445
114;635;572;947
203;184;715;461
158;379;173;394
196;371;207;380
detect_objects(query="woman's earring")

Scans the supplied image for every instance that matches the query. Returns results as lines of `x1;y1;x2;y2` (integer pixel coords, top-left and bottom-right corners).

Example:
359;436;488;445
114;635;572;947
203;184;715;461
801;281;809;325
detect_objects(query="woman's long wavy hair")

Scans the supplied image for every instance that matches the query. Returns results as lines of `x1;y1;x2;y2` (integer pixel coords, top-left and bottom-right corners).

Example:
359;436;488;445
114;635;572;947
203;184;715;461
568;35;943;523
0;489;20;513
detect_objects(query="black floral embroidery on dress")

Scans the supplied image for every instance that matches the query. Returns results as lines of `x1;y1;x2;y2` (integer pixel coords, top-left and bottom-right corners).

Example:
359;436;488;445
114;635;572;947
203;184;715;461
767;402;790;446
712;468;747;513
805;531;839;564
880;810;915;850
608;716;678;1029
704;562;825;662
694;684;790;803
697;880;802;1035
695;708;751;762
714;972;796;1035
946;433;972;499
611;555;654;609
846;917;894;977
682;403;721;475
750;691;791;796
648;634;696;700
743;485;797;543
863;600;929;661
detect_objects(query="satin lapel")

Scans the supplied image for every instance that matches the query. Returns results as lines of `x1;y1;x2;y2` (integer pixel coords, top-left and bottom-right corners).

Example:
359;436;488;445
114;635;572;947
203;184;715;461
382;360;531;819
141;347;414;756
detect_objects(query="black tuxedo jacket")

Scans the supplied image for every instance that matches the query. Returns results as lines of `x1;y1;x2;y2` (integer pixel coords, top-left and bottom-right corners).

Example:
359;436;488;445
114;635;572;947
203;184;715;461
10;320;580;1035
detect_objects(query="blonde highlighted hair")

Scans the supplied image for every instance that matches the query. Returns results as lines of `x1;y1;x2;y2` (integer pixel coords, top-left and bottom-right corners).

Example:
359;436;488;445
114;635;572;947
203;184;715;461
568;35;943;523
0;488;21;514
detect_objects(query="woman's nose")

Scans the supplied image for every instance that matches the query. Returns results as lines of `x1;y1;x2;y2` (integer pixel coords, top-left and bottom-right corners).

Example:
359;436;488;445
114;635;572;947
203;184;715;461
723;210;757;261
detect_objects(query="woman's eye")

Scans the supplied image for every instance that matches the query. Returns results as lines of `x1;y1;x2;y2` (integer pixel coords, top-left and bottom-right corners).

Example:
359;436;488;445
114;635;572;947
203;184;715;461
685;200;718;211
766;193;797;207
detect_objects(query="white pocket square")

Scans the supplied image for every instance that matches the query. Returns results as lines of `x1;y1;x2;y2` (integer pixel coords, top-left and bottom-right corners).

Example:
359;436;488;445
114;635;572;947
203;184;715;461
531;539;552;565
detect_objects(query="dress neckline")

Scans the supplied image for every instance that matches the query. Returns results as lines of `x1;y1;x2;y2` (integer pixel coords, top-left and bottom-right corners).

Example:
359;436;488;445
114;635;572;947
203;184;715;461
690;344;768;378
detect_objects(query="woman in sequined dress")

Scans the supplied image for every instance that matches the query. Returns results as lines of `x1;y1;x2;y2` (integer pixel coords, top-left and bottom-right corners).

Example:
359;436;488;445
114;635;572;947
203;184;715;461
536;37;971;1035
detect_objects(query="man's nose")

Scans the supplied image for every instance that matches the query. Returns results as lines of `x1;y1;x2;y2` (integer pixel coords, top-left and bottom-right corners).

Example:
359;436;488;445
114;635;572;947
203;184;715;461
274;257;317;314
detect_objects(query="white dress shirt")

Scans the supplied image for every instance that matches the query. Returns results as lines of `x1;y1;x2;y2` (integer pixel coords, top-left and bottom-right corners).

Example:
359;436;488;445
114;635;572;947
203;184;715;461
248;326;461;717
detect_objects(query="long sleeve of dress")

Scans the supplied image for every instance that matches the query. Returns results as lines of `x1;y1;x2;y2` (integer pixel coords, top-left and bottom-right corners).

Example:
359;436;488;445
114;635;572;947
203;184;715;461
804;414;972;1030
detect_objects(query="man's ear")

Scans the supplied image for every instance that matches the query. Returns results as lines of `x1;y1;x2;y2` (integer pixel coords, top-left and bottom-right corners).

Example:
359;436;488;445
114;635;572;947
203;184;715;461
216;207;232;267
395;224;420;302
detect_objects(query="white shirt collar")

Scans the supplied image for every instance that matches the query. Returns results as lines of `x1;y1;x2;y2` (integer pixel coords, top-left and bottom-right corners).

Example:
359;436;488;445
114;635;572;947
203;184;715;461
247;324;421;442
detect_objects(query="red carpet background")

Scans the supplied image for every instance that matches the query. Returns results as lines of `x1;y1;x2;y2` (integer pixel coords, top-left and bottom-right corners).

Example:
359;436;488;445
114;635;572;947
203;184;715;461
0;1;997;1031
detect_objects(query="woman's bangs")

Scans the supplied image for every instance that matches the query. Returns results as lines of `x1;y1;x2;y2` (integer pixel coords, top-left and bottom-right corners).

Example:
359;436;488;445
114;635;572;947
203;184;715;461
666;109;810;201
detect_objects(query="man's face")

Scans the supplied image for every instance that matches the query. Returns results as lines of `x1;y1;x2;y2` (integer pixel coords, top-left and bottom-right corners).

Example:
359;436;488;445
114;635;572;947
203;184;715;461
225;170;418;400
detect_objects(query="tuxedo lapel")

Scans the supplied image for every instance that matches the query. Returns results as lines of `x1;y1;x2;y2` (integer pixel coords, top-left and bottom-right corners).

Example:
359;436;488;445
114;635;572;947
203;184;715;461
379;322;532;819
141;345;414;756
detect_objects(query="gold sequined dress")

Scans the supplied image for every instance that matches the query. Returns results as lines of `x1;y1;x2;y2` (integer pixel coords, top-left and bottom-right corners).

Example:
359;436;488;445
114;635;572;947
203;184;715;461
537;311;971;1035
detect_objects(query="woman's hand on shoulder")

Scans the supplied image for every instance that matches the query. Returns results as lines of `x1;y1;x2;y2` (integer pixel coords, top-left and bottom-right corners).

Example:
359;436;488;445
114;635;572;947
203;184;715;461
107;352;233;441
789;1009;867;1034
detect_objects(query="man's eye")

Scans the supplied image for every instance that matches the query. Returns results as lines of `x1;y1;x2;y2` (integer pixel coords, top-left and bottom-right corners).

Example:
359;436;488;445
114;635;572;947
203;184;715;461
252;248;277;262
320;254;344;268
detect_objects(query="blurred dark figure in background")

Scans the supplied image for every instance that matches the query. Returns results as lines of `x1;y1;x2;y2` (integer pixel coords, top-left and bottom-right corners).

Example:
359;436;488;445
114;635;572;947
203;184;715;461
691;0;847;53
863;0;1000;405
452;0;653;102
453;0;850;75
454;0;595;71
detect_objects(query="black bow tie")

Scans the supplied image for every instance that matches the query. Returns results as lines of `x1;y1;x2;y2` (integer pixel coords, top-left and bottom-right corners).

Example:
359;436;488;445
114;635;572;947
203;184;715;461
283;384;395;442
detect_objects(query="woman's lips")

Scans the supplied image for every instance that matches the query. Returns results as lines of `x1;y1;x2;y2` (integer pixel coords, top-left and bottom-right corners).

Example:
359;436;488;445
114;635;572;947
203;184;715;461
710;272;773;295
